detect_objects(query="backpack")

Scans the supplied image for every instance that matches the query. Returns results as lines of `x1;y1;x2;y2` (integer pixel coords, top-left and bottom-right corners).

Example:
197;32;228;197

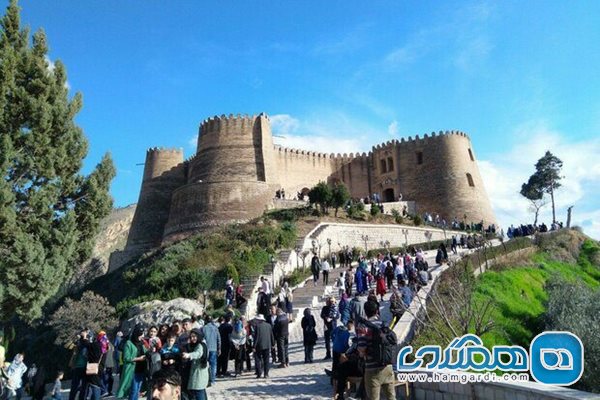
199;342;208;369
358;317;399;367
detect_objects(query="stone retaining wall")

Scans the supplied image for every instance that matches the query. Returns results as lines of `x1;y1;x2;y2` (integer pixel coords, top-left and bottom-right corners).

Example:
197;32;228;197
297;222;462;255
407;370;598;400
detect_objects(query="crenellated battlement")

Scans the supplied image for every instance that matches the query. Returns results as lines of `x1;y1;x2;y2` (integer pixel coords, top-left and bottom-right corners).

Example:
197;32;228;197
146;147;184;154
199;113;265;136
372;130;470;151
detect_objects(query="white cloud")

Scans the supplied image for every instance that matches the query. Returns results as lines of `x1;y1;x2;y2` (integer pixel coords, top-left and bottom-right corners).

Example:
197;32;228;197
188;135;198;149
45;55;71;90
270;114;300;136
270;112;375;154
273;135;364;155
45;55;56;73
388;120;399;137
479;121;600;239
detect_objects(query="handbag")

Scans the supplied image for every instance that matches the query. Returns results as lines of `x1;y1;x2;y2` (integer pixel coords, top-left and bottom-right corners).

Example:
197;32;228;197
85;362;99;375
86;353;104;375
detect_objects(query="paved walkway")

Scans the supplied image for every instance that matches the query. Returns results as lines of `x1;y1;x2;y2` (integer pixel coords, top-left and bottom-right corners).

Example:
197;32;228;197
207;251;443;399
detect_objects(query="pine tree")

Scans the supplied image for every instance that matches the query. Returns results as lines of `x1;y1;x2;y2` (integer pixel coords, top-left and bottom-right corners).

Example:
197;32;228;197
0;0;115;323
522;151;563;224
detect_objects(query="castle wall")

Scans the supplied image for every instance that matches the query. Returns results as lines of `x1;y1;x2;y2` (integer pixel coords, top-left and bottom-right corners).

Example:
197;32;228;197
330;153;372;198
126;148;186;253
274;146;336;198
124;114;497;254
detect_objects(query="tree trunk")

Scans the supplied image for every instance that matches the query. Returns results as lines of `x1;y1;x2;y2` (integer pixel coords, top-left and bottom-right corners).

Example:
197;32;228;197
550;184;556;223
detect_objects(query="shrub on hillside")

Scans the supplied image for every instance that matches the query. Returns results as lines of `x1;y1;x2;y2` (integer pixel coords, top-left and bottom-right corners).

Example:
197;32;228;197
391;208;403;224
545;278;600;392
346;201;365;219
413;214;423;226
370;203;381;217
49;291;118;347
535;229;585;264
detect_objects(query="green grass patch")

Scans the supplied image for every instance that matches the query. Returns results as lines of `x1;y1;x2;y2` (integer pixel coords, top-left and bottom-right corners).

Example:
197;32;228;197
412;231;600;352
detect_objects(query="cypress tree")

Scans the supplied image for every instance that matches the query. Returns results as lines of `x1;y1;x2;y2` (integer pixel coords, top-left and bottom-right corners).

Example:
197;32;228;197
0;0;115;322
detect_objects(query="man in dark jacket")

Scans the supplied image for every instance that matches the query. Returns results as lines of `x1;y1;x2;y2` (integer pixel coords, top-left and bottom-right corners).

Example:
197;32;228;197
217;317;233;377
320;297;340;360
252;315;275;379
273;308;289;368
310;254;321;286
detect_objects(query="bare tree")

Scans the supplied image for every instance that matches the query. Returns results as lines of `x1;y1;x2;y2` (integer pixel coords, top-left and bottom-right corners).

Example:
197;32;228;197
406;261;495;345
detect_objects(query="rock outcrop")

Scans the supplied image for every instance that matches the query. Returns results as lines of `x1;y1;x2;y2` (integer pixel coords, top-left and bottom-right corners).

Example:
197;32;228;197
67;205;136;292
121;298;204;332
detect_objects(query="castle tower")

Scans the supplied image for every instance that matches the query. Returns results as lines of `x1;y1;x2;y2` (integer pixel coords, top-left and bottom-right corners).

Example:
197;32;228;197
125;148;186;253
395;131;496;226
162;114;279;241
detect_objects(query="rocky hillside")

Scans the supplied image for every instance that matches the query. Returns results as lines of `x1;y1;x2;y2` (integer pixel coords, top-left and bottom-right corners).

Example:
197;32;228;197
67;204;136;292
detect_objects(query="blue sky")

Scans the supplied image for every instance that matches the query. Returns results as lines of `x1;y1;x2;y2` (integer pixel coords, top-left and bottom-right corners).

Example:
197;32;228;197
13;0;600;238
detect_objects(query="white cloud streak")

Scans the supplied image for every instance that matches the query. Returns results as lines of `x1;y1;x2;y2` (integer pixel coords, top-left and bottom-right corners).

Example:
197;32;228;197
479;121;600;239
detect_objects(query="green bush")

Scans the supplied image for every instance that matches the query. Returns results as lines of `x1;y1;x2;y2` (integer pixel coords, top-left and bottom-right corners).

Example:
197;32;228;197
413;214;422;226
286;268;312;287
370;203;381;217
347;202;365;219
545;278;600;392
391;208;403;224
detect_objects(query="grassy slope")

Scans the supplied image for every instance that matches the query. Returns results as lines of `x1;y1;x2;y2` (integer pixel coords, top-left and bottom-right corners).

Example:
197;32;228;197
475;249;599;348
413;230;600;349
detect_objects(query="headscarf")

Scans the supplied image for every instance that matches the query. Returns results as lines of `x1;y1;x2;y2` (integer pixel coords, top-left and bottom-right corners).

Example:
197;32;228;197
131;326;144;344
303;308;312;317
187;329;202;352
97;331;109;354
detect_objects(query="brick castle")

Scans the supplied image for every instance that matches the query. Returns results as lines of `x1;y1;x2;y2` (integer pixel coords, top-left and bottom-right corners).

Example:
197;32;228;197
123;113;496;256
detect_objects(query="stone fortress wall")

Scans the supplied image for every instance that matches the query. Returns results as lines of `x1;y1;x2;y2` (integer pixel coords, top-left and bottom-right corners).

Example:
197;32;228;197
124;113;497;257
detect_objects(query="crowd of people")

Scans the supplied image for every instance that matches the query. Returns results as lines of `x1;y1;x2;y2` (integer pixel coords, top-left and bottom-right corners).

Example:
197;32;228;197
506;221;564;238
0;235;471;400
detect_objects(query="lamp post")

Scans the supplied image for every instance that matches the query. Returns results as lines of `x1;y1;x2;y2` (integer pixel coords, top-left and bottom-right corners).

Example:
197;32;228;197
361;234;369;254
202;289;207;309
424;230;433;250
295;246;301;271
401;229;409;248
270;255;276;289
327;238;332;262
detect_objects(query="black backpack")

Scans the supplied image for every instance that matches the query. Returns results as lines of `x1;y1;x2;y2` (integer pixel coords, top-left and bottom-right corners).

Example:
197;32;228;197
358;317;399;366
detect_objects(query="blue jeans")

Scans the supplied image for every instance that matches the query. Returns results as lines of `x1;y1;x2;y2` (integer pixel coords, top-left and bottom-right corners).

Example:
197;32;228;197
208;351;218;384
129;373;145;400
88;385;101;400
189;389;207;400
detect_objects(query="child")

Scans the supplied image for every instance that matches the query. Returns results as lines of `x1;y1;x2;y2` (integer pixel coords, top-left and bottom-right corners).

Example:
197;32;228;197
50;371;63;400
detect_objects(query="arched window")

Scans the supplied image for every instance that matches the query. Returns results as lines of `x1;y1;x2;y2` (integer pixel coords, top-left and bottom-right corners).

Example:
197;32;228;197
380;159;387;173
468;148;475;161
466;173;475;187
387;157;394;171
